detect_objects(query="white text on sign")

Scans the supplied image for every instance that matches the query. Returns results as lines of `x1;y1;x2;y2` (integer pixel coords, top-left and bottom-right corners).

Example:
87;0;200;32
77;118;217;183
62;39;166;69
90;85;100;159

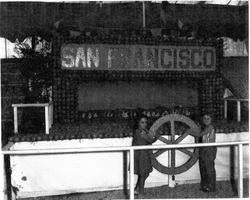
61;44;216;71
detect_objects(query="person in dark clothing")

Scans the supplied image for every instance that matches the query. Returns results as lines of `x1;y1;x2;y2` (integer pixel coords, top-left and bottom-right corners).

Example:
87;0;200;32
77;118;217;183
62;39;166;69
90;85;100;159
132;115;159;195
198;114;217;192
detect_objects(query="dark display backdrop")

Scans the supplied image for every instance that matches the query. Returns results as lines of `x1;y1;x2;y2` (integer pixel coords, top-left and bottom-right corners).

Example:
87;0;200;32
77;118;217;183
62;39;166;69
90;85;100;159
52;35;224;123
78;81;198;111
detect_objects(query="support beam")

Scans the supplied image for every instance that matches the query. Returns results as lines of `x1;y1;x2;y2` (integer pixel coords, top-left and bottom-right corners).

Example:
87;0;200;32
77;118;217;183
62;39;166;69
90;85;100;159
238;143;243;198
237;101;241;122
224;100;227;119
142;1;146;28
45;106;49;134
13;107;18;134
129;149;134;200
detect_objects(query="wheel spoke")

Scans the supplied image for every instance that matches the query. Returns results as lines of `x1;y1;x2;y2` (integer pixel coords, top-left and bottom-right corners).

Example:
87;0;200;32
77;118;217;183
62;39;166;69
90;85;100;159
170;120;175;137
171;149;175;170
175;129;190;144
158;136;171;144
153;149;168;157
178;148;194;157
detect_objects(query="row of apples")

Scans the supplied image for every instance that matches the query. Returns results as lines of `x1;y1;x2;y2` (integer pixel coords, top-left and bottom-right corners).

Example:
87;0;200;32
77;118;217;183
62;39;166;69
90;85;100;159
9;119;248;143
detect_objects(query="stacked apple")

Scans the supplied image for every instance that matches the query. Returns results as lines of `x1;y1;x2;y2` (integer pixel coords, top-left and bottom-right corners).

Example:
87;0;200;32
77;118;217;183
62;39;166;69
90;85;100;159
214;120;249;133
8;119;248;143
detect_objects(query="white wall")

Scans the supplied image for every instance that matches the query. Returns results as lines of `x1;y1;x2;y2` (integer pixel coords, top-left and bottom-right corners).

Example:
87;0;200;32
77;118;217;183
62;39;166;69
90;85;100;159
10;132;249;198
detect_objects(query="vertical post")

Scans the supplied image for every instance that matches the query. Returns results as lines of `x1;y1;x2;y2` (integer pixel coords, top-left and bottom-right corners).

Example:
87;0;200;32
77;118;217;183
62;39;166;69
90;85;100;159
130;149;134;200
224;100;227;119
48;105;50;129
0;155;7;200
13;106;18;134
238;144;243;198
51;103;53;127
5;38;7;58
123;151;128;196
237;101;241;122
48;104;52;129
50;104;52;129
230;146;237;195
168;136;175;187
169;121;176;187
142;1;146;28
45;105;49;134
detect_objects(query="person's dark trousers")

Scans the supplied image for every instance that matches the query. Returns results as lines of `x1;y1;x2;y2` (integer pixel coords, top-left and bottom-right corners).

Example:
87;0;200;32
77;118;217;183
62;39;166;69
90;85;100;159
199;147;217;191
135;173;149;194
199;153;208;189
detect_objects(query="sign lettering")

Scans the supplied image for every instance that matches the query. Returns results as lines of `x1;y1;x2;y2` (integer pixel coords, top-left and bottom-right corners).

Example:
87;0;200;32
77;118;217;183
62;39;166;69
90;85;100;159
61;44;216;71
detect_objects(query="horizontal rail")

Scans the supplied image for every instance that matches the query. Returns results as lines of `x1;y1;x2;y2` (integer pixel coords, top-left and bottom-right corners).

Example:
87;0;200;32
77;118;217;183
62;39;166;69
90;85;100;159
2;141;249;155
2;141;248;199
224;98;249;102
12;102;52;107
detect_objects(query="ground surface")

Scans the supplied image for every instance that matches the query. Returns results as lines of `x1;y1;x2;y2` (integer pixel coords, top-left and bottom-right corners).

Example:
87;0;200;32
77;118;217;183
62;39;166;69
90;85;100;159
20;179;249;200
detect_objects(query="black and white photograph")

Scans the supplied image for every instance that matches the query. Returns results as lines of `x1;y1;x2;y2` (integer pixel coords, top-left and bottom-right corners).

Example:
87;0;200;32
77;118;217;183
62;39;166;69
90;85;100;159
0;0;249;199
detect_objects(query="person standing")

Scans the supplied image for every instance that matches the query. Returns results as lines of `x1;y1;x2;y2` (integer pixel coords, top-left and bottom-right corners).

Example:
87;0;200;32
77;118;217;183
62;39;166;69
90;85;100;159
132;115;158;195
199;113;217;192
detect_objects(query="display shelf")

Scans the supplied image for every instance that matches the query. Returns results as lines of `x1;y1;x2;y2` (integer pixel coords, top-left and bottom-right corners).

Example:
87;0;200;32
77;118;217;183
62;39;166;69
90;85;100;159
8;120;248;143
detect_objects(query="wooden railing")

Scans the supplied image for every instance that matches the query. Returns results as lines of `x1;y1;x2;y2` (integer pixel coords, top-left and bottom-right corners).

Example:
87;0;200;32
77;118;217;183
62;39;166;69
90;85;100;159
4;100;248;199
12;102;53;134
2;141;249;200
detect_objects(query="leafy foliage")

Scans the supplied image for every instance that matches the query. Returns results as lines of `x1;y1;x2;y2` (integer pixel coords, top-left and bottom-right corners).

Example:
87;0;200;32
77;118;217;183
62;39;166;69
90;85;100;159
15;39;52;103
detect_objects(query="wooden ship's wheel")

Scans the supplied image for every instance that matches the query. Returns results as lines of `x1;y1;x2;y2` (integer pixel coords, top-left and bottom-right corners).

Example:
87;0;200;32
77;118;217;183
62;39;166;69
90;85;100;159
149;114;200;175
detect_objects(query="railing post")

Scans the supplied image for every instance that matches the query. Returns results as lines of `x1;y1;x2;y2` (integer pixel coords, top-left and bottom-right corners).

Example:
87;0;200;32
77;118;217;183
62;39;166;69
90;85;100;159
13;106;18;134
237;101;241;122
129;149;134;200
224;100;227;119
45;106;49;134
168;134;175;187
0;154;7;200
238;143;243;198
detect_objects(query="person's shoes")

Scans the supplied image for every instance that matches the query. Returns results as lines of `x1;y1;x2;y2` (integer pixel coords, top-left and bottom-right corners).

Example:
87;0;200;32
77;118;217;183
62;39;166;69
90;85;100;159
201;187;216;193
139;189;145;195
208;188;216;193
128;189;139;196
200;186;206;191
200;187;210;192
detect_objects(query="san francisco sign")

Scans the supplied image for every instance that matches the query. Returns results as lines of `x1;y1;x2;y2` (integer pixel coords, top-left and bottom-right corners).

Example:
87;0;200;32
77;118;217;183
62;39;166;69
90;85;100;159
61;44;216;71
